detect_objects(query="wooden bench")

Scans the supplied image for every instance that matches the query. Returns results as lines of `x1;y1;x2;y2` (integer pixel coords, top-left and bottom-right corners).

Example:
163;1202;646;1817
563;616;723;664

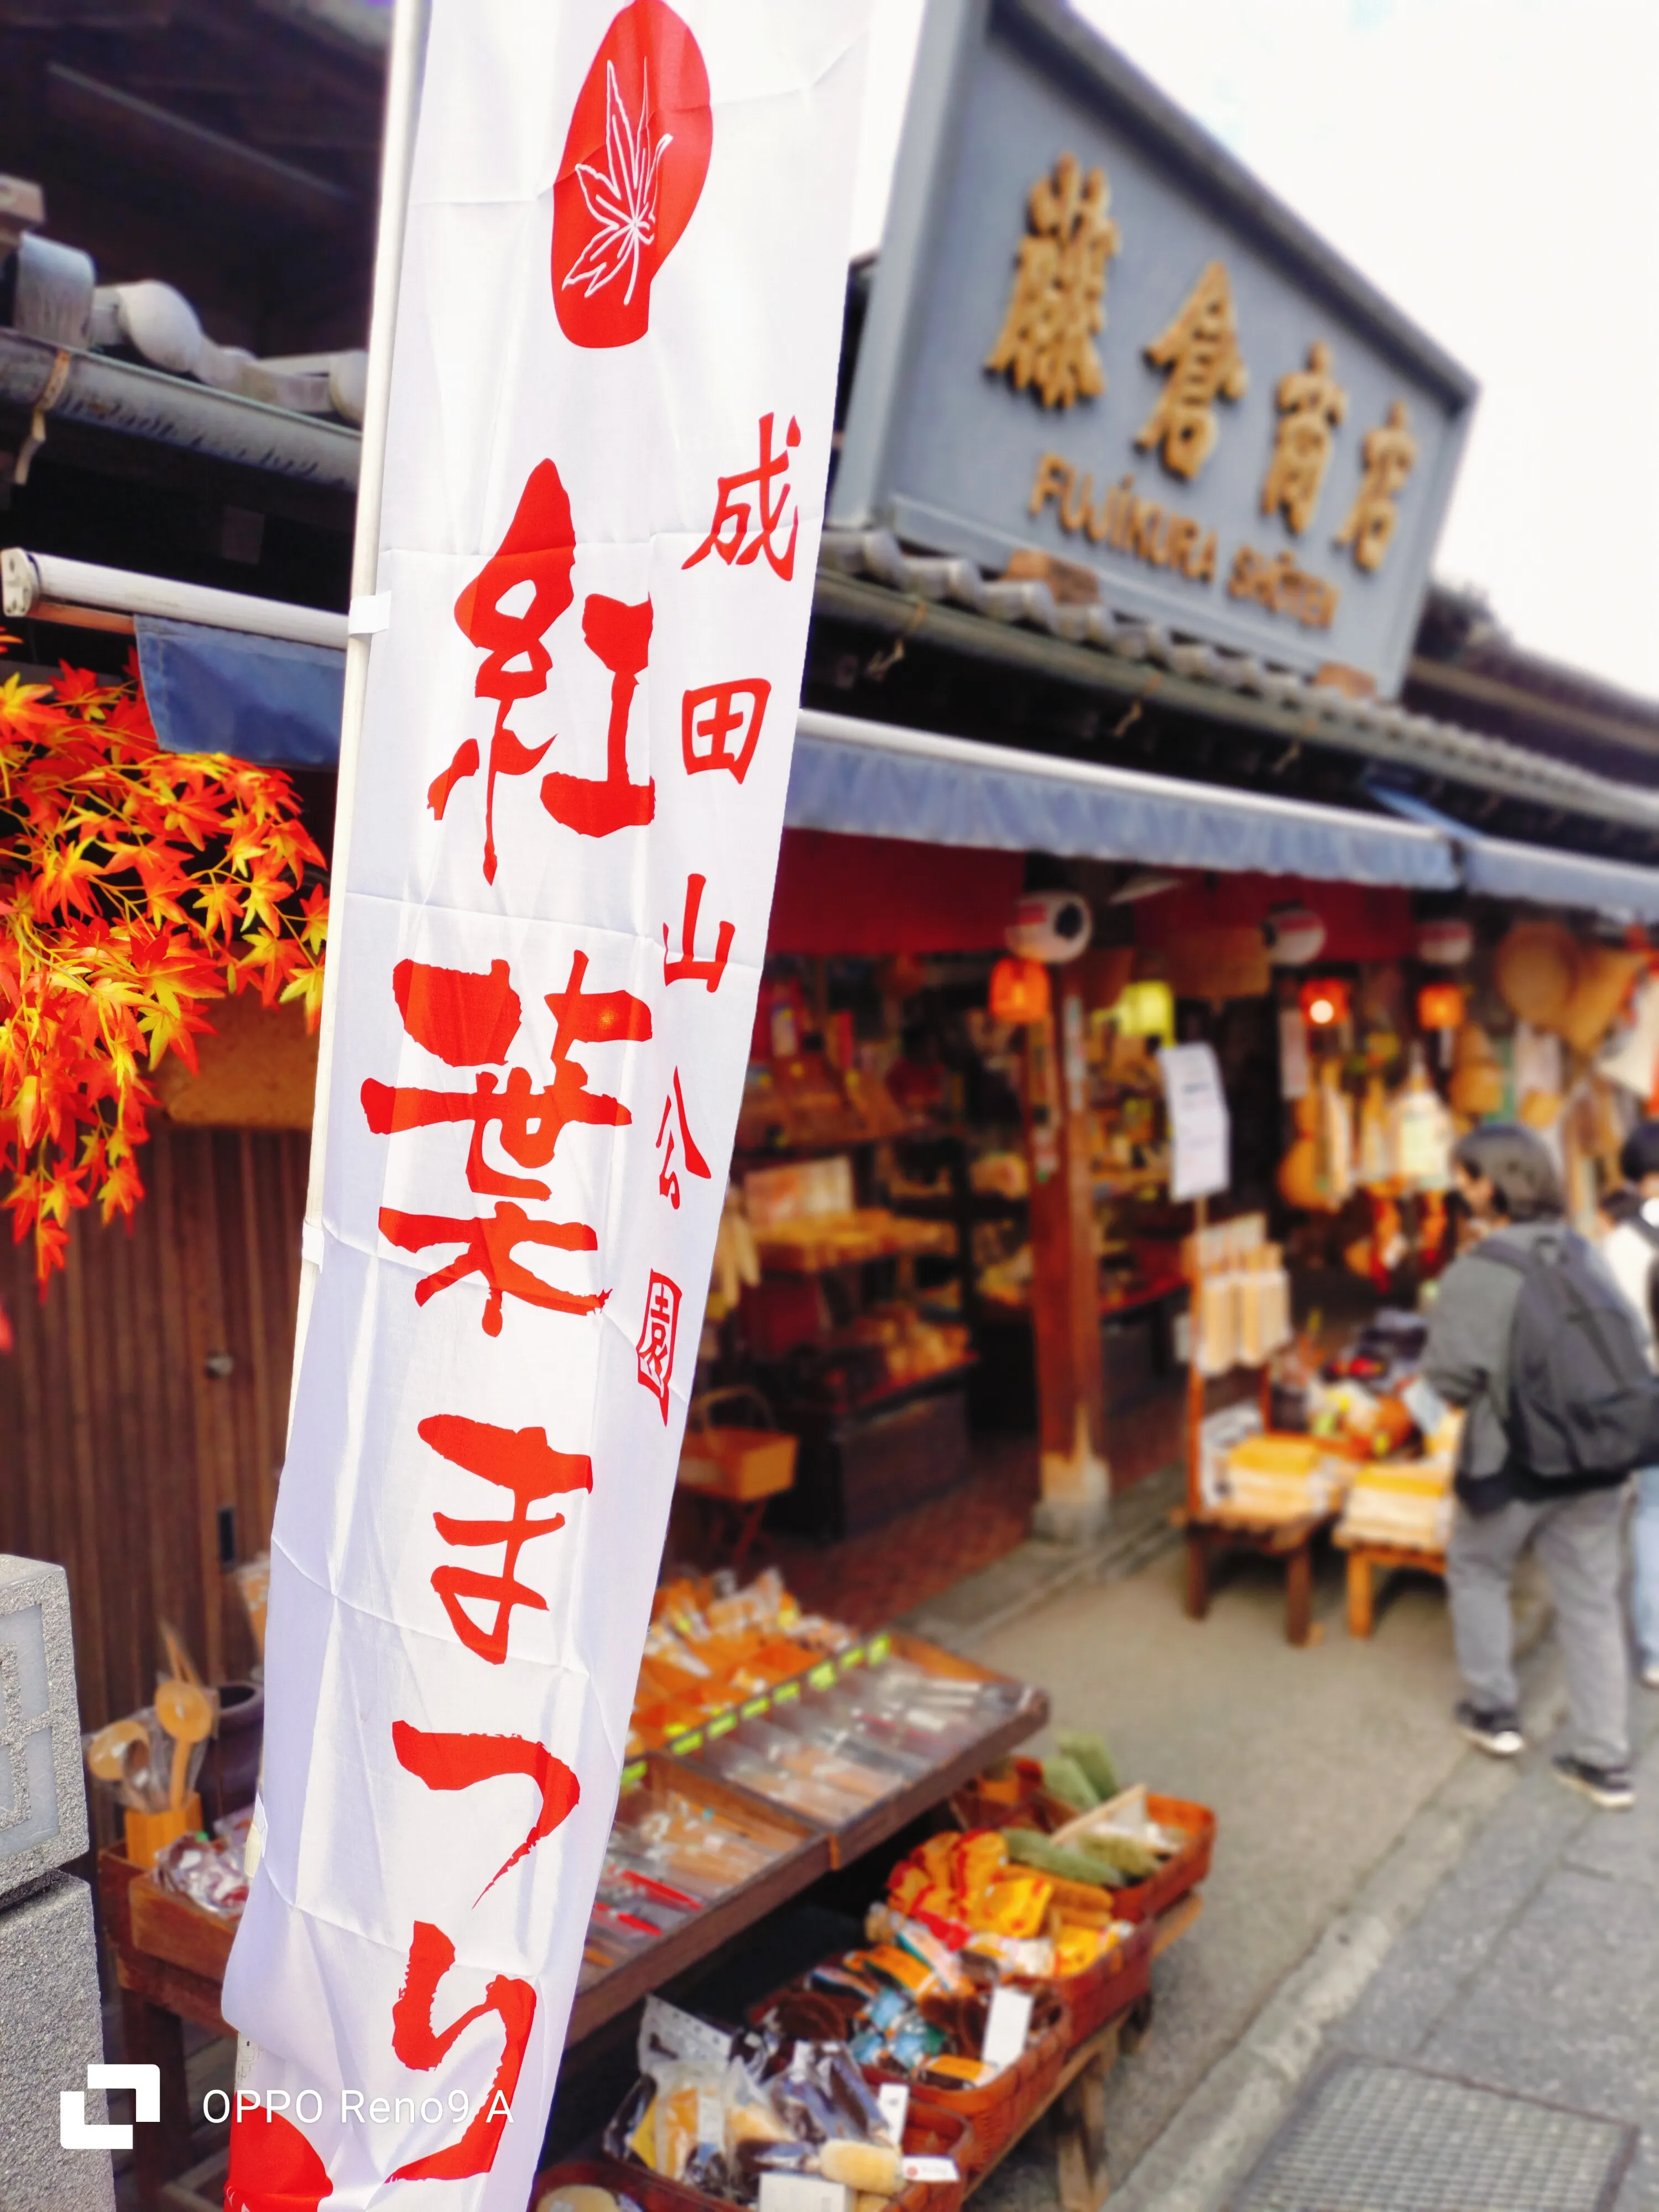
1333;1532;1447;1637
1178;1508;1333;1647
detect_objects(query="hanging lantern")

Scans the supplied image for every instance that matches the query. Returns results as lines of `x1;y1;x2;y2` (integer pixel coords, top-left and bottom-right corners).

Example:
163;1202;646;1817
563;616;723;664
1108;978;1175;1045
1416;916;1473;968
989;956;1051;1025
1299;977;1350;1028
1266;905;1327;967
1417;982;1467;1032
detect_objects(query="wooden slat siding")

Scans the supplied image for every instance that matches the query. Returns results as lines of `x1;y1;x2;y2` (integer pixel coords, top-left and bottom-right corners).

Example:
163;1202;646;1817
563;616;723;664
239;1131;276;1552
0;1123;309;1730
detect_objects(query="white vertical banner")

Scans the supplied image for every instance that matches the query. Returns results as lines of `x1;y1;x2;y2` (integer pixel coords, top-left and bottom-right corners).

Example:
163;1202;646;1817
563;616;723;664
220;4;870;2204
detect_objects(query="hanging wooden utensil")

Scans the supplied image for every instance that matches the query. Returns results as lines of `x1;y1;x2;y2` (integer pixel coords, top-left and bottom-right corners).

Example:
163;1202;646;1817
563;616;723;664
154;1679;215;1811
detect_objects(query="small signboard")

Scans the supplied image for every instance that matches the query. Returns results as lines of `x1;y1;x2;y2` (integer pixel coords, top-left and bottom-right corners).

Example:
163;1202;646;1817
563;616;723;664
833;0;1476;697
1160;1042;1230;1202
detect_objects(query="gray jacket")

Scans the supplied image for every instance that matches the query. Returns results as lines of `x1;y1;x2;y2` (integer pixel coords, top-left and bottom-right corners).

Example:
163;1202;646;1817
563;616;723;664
1423;1218;1630;1512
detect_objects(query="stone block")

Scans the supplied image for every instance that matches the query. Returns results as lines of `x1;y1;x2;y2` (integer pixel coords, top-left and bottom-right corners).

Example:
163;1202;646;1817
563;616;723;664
0;1872;113;2210
0;1552;89;1897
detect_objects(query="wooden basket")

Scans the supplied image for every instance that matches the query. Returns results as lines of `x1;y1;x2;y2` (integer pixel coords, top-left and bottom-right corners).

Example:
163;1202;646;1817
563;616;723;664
1046;1914;1155;2044
678;1388;797;1504
897;1996;1071;2182
1052;1791;1217;1926
533;2106;972;2212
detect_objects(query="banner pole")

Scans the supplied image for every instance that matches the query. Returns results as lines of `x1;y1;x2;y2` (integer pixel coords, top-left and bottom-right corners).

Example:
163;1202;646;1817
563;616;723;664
289;0;430;1415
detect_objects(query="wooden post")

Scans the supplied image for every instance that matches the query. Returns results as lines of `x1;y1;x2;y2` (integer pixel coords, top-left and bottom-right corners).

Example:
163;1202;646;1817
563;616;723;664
1027;975;1110;1541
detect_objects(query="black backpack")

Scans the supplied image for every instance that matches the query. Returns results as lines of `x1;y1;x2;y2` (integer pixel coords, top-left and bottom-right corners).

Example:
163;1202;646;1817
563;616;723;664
1474;1230;1659;1484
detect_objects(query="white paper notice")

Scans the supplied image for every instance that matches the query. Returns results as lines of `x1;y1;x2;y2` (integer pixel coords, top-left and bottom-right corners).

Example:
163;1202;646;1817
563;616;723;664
1277;1006;1310;1101
982;1984;1035;2068
1160;1042;1231;1202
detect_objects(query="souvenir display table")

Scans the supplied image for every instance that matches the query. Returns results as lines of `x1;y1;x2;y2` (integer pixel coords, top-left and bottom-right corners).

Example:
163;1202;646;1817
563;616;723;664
96;1610;1050;2211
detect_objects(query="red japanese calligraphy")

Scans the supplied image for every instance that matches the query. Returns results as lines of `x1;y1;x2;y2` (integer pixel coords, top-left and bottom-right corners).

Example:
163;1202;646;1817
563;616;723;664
436;463;660;878
395;956;522;1065
540;593;655;837
437;460;572;884
553;0;712;351
663;873;733;992
420;1413;592;1665
684;413;801;580
389;1921;535;2182
682;677;770;783
364;952;651;1201
225;2111;332;2212
381;1203;603;1335
393;1723;581;1900
636;1270;681;1420
655;1069;711;1208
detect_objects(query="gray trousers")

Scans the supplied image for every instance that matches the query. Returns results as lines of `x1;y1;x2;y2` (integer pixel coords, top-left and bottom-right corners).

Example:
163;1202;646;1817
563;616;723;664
1447;1485;1630;1768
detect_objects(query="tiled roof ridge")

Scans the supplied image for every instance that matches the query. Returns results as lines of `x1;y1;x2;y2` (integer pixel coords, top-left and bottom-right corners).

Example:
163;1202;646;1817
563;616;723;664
817;527;1659;837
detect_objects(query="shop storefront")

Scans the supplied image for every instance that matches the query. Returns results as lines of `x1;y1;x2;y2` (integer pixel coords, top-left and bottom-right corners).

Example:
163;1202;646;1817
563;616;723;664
13;3;1659;2204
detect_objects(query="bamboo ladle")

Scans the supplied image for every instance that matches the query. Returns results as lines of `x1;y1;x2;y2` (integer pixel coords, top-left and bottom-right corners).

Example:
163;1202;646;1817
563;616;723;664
154;1679;215;1811
85;1718;150;1808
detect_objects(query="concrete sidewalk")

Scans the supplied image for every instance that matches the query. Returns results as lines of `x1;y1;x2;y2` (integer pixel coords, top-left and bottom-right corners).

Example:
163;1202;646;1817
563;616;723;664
906;1481;1652;2210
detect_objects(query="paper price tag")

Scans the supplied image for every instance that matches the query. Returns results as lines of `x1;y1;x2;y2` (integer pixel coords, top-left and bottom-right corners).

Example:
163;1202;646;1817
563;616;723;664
982;1985;1034;2068
757;2176;849;2212
696;2089;724;2149
807;1662;837;1692
901;2159;961;2184
741;1696;771;1720
876;2083;910;2144
869;1631;893;1665
640;1994;733;2073
707;1712;738;1740
838;1645;866;1673
774;1681;801;1704
619;1760;646;1792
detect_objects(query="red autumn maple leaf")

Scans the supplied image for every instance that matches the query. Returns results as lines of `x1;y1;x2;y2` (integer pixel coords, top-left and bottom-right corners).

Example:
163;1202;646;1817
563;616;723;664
0;655;329;1285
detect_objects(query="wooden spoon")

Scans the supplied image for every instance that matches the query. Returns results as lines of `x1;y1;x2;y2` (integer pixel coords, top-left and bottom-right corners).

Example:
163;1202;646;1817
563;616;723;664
85;1719;149;1807
154;1680;215;1811
159;1619;202;1687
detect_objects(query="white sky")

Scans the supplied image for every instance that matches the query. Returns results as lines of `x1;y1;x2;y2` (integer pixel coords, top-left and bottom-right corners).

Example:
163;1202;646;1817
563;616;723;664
849;0;1659;703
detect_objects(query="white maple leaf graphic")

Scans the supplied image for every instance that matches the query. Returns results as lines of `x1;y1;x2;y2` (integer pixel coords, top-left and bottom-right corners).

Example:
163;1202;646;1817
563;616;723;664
564;60;674;306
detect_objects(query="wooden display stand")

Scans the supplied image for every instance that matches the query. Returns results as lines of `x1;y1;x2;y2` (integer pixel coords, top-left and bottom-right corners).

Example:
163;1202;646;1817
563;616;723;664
99;1632;1049;2208
1333;1532;1448;1638
1177;1220;1333;1648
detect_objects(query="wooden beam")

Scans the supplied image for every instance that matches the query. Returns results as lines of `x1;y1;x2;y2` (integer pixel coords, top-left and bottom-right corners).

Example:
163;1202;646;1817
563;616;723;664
46;63;358;228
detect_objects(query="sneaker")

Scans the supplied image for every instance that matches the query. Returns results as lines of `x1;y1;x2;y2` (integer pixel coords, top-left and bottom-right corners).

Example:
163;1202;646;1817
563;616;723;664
1455;1700;1525;1758
1552;1754;1635;1811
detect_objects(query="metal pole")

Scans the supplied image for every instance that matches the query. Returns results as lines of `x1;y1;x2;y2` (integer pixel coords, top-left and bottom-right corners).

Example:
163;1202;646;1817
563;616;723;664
288;0;431;1410
0;547;349;647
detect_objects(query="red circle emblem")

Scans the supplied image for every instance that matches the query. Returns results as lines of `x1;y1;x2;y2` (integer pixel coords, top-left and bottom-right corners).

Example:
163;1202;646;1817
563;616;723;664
552;0;712;349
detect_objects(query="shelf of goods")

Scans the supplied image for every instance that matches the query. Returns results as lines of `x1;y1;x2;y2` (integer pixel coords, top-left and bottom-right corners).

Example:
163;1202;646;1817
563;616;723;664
535;1742;1216;2212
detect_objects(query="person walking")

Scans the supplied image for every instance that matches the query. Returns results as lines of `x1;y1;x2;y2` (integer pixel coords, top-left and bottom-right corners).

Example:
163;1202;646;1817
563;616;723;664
1426;1124;1638;1809
1598;1120;1659;1690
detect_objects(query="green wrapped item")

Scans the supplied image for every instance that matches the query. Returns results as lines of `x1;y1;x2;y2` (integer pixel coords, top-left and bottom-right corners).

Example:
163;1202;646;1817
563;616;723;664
1039;1754;1097;1813
1068;1827;1161;1881
1002;1827;1126;1888
1055;1731;1119;1806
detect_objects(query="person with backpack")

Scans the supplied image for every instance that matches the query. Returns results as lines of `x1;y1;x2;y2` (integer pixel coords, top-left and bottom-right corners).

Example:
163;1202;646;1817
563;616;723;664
1425;1124;1647;1809
1598;1120;1659;1691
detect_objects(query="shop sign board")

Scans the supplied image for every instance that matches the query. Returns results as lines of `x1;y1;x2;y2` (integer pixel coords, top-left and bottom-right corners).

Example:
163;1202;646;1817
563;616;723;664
832;0;1477;698
220;4;868;2203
